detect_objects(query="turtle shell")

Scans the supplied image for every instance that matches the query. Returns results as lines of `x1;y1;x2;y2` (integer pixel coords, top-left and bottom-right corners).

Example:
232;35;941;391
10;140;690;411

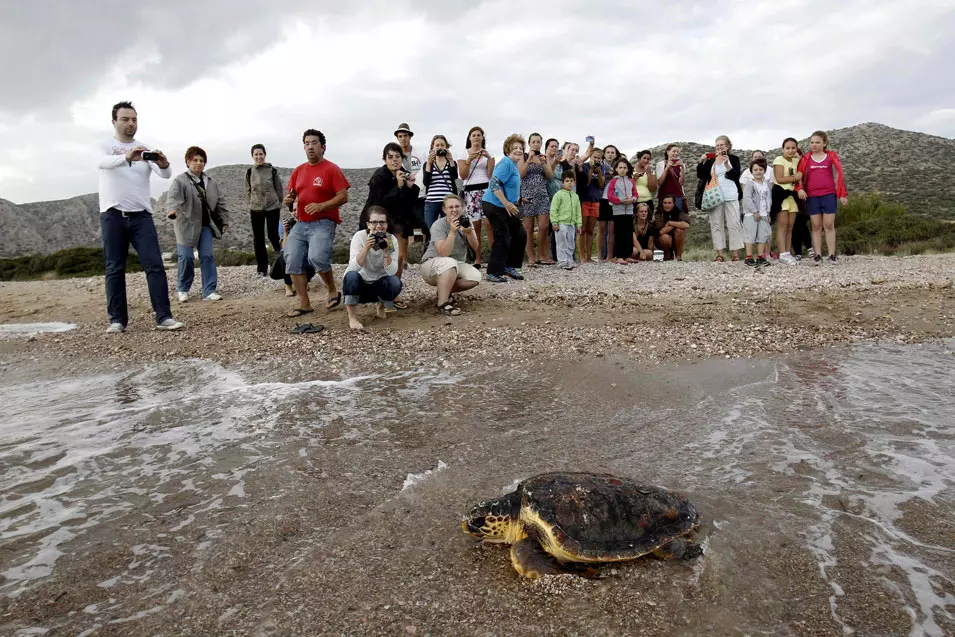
517;472;700;561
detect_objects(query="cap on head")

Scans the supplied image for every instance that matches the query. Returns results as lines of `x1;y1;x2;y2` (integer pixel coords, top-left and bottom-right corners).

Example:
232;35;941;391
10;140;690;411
394;123;414;137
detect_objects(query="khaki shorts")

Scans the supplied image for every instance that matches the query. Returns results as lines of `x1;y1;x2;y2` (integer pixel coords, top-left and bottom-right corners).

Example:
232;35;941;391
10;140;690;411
420;257;481;286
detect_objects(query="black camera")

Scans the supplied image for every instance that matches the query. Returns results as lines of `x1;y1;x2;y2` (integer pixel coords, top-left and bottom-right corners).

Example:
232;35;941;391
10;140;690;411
141;151;160;161
459;215;471;229
436;149;447;157
370;231;389;250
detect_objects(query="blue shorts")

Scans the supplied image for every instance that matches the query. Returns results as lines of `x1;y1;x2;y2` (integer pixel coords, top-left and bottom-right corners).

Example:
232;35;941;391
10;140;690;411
806;193;838;216
284;218;337;274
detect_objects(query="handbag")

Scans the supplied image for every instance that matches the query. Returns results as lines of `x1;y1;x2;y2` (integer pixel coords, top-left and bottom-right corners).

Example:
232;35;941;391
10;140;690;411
269;253;286;280
700;168;725;211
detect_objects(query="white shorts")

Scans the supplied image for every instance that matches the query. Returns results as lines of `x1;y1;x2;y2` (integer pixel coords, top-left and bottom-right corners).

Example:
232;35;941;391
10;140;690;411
419;257;482;286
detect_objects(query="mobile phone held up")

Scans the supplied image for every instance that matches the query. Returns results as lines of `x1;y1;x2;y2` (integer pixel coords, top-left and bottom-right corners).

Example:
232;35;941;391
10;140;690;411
585;136;595;144
141;151;160;161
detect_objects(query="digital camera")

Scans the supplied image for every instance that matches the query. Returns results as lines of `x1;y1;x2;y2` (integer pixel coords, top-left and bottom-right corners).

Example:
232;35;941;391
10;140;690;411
141;151;160;161
436;149;448;157
458;215;471;229
370;231;389;250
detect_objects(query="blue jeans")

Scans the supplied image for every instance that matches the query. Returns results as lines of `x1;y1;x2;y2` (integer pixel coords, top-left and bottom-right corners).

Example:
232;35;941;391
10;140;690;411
342;271;402;308
285;218;336;274
100;209;172;326
177;226;217;297
423;201;445;234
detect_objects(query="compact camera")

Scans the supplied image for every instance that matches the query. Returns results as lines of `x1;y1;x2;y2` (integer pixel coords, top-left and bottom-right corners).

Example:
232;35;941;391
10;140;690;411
436;149;448;157
370;231;389;250
141;151;160;161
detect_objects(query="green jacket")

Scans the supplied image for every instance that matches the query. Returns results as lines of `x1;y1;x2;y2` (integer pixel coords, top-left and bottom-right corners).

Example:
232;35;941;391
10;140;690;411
550;189;581;226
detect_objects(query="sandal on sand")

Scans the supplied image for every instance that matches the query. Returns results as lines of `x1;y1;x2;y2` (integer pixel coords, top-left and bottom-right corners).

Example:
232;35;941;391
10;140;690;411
714;255;725;263
326;292;342;311
290;323;325;334
287;307;314;318
731;255;740;262
540;260;556;266
437;302;461;316
393;299;409;310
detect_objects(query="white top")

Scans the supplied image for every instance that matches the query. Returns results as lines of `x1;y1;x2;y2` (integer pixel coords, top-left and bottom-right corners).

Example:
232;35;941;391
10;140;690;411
401;144;425;200
460;152;490;186
97;137;171;213
740;166;774;187
346;230;399;282
714;161;739;201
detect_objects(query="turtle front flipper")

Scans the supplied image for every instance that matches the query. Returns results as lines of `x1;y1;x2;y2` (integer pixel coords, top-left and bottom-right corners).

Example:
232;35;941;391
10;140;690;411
653;537;703;560
510;538;602;579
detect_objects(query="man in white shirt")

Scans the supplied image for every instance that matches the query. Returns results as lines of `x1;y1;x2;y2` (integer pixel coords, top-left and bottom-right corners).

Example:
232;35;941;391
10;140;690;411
98;101;183;333
343;206;402;330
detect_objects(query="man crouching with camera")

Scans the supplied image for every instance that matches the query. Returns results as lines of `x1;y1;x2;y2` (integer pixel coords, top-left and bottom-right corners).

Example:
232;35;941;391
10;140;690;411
343;205;402;330
420;194;481;316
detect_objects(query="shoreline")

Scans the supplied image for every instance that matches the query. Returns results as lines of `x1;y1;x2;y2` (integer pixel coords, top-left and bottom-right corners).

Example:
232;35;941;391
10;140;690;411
1;254;953;373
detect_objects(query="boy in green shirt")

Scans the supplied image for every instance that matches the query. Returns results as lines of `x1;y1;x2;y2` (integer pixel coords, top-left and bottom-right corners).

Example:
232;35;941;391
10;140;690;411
550;172;582;270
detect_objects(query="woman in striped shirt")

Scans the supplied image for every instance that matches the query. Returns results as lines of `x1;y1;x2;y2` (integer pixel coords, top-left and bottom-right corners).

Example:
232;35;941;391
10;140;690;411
423;135;459;232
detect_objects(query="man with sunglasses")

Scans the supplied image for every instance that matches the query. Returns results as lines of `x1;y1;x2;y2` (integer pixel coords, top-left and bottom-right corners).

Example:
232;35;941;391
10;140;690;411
342;205;402;330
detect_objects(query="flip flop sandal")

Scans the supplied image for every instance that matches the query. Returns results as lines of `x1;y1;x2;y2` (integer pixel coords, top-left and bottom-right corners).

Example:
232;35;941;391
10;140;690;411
286;307;314;318
326;292;343;311
290;323;325;334
540;260;556;266
437;302;461;316
527;263;540;268
393;299;410;310
731;255;741;262
714;255;725;263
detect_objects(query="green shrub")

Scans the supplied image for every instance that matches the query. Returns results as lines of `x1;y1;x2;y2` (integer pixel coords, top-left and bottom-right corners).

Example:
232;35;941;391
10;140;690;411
0;247;142;281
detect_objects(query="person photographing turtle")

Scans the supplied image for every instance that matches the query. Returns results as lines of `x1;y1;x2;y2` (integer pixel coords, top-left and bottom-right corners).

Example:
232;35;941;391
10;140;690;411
419;194;481;315
343;206;402;330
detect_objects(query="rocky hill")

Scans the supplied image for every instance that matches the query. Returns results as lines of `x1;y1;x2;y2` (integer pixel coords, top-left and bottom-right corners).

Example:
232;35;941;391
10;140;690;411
2;123;952;257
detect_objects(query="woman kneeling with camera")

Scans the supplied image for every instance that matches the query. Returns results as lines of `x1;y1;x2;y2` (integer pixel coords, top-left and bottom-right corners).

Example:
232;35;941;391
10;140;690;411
343;206;402;330
420;194;481;316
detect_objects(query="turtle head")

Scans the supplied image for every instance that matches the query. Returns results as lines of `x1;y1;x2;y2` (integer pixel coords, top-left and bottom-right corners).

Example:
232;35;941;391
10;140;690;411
462;493;519;542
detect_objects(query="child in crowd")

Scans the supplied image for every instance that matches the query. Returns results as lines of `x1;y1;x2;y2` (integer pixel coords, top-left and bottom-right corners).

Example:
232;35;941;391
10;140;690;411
577;147;605;264
632;202;657;261
607;158;637;264
550;172;582;270
771;138;802;265
795;131;848;265
742;158;773;267
653;194;690;260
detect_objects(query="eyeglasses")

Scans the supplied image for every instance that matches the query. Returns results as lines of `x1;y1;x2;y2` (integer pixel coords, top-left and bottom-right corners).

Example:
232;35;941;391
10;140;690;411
368;220;388;226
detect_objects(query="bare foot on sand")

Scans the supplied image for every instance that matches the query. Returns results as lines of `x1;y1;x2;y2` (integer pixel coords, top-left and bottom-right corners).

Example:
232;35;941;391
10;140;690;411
348;316;364;331
376;304;387;320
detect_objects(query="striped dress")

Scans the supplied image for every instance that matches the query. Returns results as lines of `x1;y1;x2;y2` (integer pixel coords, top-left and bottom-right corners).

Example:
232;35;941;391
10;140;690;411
425;160;456;203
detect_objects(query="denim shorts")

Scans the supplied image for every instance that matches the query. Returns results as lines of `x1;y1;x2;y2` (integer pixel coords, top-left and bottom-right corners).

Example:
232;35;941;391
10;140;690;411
284;218;336;274
806;193;837;216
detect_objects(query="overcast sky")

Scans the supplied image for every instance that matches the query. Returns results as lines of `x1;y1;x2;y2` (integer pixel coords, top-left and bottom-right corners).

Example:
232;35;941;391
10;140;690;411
1;0;954;204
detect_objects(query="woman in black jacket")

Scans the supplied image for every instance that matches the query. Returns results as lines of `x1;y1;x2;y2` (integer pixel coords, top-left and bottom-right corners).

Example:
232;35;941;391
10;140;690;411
362;142;420;283
696;135;744;262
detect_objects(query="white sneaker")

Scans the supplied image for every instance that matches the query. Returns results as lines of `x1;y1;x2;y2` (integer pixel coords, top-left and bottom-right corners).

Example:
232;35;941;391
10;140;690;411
203;292;222;301
155;318;185;331
779;253;798;265
106;323;125;334
177;291;189;302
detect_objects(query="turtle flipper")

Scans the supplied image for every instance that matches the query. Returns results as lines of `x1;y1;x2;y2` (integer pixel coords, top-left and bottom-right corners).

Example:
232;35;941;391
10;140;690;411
510;539;603;579
653;537;703;560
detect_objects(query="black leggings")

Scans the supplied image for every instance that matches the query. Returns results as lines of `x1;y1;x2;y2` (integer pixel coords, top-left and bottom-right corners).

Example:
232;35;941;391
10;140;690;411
482;201;527;275
791;213;811;256
612;214;634;258
250;209;281;274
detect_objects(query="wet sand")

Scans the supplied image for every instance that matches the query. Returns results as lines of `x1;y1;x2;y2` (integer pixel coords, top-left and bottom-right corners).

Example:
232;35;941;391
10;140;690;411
1;256;954;635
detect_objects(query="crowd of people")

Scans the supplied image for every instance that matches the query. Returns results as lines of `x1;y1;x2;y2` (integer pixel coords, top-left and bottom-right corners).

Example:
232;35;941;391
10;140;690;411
96;101;849;332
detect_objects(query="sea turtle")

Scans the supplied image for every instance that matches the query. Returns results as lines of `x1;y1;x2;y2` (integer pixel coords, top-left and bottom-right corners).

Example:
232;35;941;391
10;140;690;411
462;472;702;579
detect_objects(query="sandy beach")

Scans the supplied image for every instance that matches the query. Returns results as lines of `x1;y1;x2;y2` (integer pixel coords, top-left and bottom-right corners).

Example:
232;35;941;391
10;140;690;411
1;255;954;636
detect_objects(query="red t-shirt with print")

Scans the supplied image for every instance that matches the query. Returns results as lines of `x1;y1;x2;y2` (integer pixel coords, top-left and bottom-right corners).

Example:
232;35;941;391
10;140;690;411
288;160;350;224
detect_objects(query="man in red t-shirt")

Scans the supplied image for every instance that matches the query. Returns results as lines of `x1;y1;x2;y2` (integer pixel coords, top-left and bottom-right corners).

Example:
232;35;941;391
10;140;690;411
282;129;351;317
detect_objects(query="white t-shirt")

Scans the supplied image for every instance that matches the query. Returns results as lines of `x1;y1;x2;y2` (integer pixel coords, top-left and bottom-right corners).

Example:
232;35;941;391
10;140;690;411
97;138;171;213
346;230;399;282
400;144;425;199
459;151;490;187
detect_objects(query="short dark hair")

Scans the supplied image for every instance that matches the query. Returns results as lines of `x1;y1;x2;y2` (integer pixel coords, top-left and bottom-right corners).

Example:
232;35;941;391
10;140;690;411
545;138;559;150
528;132;543;143
366;205;389;220
111;101;135;122
382;142;404;161
636;149;652;160
661;194;676;203
302;129;326;145
749;157;768;170
185;146;207;163
251;143;266;156
562;171;576;183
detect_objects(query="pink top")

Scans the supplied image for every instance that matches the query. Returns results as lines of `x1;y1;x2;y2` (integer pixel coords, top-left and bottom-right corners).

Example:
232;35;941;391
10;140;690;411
805;153;836;198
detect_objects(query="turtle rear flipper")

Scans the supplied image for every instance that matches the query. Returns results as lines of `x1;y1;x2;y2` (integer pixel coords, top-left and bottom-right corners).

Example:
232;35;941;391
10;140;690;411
510;538;602;579
652;538;703;560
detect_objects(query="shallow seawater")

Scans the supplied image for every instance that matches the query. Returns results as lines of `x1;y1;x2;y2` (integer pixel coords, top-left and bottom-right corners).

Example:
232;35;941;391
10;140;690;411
0;323;77;337
0;342;952;635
